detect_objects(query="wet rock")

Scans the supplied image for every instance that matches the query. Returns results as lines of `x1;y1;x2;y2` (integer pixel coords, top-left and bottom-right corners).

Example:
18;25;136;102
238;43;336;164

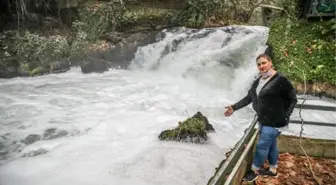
21;134;41;145
80;58;109;74
0;135;24;160
0;136;7;152
77;31;161;72
0;66;20;78
0;143;6;160
192;112;215;132
43;128;68;140
100;32;124;45
190;29;215;39
22;148;48;157
293;82;336;99
0;141;5;150
108;31;160;65
158;112;215;143
155;31;166;41
29;66;49;76
0;57;20;78
49;59;70;73
0;149;9;160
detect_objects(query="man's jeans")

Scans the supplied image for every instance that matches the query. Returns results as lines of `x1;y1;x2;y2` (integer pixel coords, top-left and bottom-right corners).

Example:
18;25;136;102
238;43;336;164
252;124;281;170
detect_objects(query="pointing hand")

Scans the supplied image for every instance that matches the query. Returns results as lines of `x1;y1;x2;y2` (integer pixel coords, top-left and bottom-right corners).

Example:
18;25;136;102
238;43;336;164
224;106;234;117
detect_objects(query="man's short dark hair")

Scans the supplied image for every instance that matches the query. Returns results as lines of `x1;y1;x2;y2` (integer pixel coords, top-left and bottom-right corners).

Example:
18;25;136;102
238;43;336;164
256;54;272;62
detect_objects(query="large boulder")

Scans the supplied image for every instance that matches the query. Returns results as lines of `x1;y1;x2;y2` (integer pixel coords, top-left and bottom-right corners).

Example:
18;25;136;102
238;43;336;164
75;31;163;74
0;57;20;78
43;128;68;140
22;148;48;157
192;111;215;132
49;59;70;73
80;58;109;74
158;112;215;144
101;31;164;68
21;134;41;145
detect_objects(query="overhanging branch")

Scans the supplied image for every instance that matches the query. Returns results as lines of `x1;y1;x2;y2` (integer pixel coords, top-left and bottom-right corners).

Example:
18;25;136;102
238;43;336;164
259;4;284;11
250;0;266;7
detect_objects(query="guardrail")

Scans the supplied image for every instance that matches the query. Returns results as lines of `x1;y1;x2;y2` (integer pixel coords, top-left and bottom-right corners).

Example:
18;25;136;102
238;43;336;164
207;115;259;185
291;102;336;127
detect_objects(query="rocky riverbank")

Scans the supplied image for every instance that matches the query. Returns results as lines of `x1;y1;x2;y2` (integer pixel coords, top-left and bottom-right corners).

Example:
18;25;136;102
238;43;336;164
0;30;165;77
0;1;174;78
294;82;336;99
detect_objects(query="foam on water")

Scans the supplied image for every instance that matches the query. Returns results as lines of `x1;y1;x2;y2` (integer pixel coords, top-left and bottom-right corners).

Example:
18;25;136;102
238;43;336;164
0;26;335;185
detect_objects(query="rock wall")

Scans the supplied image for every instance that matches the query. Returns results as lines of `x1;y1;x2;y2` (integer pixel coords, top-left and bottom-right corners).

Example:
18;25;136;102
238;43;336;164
0;1;176;77
293;82;336;99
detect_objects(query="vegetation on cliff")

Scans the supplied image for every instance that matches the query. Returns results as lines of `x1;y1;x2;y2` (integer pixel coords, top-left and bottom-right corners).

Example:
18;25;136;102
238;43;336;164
0;1;122;77
266;0;336;97
268;18;335;85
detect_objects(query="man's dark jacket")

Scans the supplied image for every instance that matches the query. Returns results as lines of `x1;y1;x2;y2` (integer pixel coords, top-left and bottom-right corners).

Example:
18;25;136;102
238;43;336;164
232;72;297;128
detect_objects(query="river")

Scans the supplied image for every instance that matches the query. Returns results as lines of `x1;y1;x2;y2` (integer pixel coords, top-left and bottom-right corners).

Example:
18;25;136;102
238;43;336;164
0;26;335;185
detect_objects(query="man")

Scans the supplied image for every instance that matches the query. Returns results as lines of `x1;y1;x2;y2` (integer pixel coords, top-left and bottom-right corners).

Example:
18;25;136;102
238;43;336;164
224;54;297;182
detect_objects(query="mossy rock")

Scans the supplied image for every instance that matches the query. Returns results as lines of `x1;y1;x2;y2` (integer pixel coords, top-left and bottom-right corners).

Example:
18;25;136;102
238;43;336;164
49;59;70;73
19;63;29;76
29;67;48;77
158;112;215;143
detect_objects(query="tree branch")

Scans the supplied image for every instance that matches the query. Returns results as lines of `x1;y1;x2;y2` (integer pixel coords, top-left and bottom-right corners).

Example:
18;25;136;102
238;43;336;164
259;4;284;11
250;0;266;7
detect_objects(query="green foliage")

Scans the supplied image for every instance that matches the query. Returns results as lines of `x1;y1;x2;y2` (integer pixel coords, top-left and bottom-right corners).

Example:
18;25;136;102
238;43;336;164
29;67;46;76
180;117;206;133
116;11;138;29
13;31;48;62
116;8;171;31
0;30;70;76
69;2;126;54
11;31;69;62
69;26;90;56
268;18;336;84
19;62;29;74
158;116;207;142
47;35;70;57
73;3;124;42
168;0;223;28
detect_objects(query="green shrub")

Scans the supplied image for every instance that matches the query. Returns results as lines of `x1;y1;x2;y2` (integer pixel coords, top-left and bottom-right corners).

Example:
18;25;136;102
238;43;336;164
69;29;90;56
165;0;223;28
268;18;336;84
29;67;46;76
12;31;69;63
73;2;125;42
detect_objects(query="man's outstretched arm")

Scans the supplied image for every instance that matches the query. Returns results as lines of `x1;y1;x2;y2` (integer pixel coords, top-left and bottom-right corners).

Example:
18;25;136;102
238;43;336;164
224;89;253;117
231;91;252;111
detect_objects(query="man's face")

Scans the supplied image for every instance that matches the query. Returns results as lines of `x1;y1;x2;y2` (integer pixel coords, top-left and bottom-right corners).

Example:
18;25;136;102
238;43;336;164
257;57;272;73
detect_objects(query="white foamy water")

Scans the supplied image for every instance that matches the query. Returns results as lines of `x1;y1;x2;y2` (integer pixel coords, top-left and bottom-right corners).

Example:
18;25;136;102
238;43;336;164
0;26;335;185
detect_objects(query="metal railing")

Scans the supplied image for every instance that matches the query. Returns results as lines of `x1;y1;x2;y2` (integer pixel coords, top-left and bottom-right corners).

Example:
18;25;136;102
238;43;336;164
291;101;336;127
207;115;259;185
